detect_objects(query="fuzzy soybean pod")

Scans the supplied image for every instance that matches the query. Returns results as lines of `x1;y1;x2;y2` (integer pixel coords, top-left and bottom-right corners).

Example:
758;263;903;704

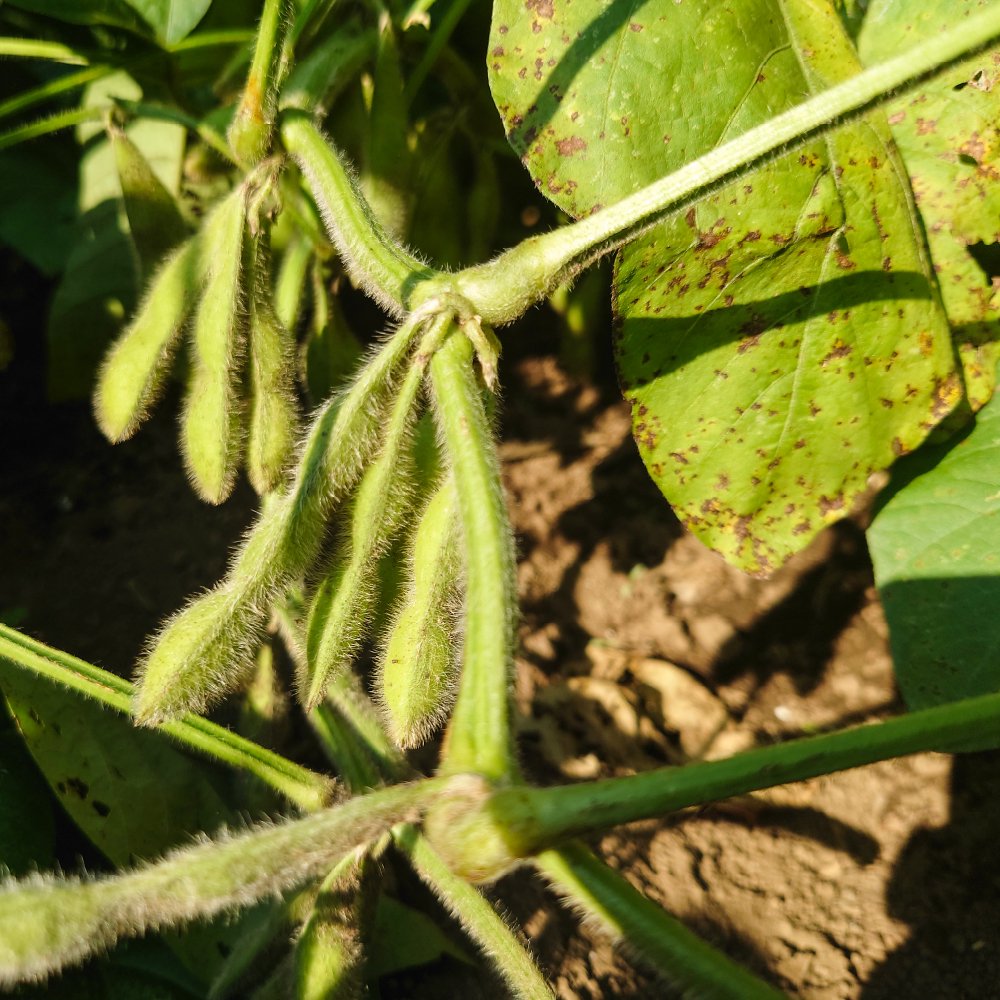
246;230;300;495
429;329;518;782
379;476;461;749
302;318;450;711
181;184;248;505
94;230;201;443
293;842;382;1000
135;313;427;725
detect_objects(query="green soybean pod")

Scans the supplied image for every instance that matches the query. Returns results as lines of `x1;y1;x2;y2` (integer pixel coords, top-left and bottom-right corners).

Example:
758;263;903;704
181;184;248;505
294;844;381;1000
429;329;518;782
302;314;451;711
273;235;312;333
93;231;201;443
379;476;461;749
246;230;300;495
135;314;427;725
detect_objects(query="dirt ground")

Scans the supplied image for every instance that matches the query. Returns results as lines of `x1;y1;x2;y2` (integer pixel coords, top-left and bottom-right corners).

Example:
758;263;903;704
3;254;1000;998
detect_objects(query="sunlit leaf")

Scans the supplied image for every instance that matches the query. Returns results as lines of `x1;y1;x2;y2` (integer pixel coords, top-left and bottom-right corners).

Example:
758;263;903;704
489;0;974;574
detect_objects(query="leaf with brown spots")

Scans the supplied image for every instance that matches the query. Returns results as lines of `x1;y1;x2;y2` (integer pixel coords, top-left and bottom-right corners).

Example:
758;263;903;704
859;0;1000;412
0;660;275;986
489;0;972;574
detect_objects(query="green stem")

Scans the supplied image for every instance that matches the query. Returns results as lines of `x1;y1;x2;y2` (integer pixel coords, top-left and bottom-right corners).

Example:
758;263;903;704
429;331;518;782
0;625;334;814
280;110;439;315
0;106;101;150
506;690;1000;849
394;824;555;1000
0;37;89;64
442;4;1000;324
0;65;111;123
536;843;785;1000
0;779;446;987
168;29;255;53
275;594;409;790
230;0;291;163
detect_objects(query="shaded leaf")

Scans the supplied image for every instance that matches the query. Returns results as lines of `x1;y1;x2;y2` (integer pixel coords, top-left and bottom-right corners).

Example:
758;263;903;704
0;729;55;876
4;0;145;31
868;375;1000;708
367;895;471;978
0;145;78;276
111;125;189;277
489;0;964;574
47;73;186;400
0;665;276;986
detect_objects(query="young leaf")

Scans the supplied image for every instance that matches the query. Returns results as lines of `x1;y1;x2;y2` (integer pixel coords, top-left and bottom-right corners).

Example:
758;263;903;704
489;0;962;574
110;123;188;278
868;376;1000;709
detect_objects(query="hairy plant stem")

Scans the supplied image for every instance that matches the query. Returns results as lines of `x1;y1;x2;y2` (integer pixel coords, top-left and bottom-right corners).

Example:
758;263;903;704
394;824;555;1000
280;109;438;315
499;690;1000;851
0;625;333;813
280;9;1000;327
429;331;518;782
0;65;111;123
536;843;784;1000
450;3;1000;322
0;37;89;63
0;779;448;986
230;0;291;163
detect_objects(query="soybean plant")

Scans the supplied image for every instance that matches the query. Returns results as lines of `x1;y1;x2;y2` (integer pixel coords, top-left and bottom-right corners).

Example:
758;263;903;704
3;2;1000;998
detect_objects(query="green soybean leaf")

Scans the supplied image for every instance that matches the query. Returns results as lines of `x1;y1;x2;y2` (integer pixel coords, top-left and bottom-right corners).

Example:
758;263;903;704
858;0;1000;412
47;73;186;400
0;668;235;867
868;376;1000;709
110;124;189;278
367;895;471;978
0;665;279;986
4;0;145;32
123;0;215;45
489;0;962;574
0;145;77;275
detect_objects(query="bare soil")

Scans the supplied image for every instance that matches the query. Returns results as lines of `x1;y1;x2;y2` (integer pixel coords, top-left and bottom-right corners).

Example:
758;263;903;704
2;258;999;997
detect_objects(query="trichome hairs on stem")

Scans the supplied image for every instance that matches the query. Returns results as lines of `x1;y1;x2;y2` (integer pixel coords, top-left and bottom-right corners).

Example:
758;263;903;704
0;782;430;987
